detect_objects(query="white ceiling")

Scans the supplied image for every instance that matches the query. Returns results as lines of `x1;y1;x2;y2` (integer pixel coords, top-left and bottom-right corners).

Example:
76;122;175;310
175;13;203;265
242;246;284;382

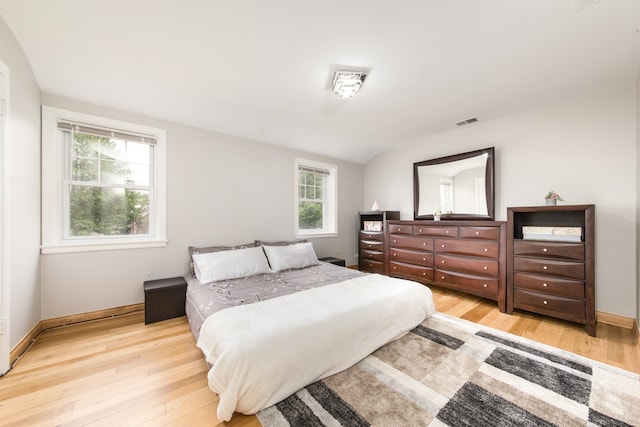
1;0;639;164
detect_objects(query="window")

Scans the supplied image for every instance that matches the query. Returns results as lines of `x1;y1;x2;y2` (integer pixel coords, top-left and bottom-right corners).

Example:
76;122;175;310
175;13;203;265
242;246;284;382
474;176;487;214
295;158;337;237
42;106;166;253
439;179;454;213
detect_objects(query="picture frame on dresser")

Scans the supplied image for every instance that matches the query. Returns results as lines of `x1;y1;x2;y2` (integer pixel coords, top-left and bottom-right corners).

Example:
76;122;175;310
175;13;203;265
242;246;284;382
506;205;596;336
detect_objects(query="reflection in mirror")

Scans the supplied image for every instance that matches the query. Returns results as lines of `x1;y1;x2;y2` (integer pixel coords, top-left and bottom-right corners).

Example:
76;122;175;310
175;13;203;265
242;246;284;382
413;147;494;220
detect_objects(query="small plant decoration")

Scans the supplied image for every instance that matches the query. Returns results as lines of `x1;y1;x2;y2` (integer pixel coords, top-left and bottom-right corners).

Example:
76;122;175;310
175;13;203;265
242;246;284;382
544;191;564;201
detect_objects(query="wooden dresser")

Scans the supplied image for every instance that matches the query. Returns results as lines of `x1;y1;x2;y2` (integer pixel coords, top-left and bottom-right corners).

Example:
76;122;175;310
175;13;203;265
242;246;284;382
385;220;507;312
358;210;400;274
507;205;595;336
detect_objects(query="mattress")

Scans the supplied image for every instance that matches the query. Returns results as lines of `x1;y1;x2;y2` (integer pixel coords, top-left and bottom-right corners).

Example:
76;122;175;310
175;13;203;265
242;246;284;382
197;272;435;421
184;260;365;338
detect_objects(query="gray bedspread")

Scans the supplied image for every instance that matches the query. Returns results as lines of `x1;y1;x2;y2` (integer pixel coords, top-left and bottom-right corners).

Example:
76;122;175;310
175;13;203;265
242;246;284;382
185;261;366;338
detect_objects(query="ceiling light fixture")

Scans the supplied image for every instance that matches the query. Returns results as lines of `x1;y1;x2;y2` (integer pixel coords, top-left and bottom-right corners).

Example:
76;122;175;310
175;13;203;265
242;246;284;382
332;71;367;98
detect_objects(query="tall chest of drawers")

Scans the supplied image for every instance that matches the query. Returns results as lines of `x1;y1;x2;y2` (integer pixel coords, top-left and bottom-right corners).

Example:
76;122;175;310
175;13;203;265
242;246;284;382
386;220;507;312
358;210;400;274
507;205;595;336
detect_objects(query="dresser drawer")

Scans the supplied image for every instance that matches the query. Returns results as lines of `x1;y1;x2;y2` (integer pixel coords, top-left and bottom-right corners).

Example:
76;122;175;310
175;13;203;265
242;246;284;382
387;224;413;235
389;261;433;281
360;249;384;262
513;272;584;299
359;231;384;242
460;226;500;241
514;289;585;323
413;225;459;237
513;257;585;280
359;239;383;251
389;235;433;251
359;259;384;274
514;240;584;261
390;248;433;266
434;269;498;298
435;239;499;258
435;254;498;277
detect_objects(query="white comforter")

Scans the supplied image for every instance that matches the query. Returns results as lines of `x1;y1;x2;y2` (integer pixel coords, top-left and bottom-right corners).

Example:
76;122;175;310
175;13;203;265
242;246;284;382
196;273;435;422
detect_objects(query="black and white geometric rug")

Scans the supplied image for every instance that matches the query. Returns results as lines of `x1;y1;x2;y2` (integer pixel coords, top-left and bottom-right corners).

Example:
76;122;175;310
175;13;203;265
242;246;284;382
257;312;640;426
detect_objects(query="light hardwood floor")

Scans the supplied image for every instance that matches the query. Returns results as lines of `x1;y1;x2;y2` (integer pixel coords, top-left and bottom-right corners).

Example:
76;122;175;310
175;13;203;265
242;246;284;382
1;285;638;426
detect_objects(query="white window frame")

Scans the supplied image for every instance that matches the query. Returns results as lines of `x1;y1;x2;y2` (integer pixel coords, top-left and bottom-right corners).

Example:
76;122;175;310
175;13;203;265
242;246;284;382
439;178;454;213
41;106;167;254
295;158;337;238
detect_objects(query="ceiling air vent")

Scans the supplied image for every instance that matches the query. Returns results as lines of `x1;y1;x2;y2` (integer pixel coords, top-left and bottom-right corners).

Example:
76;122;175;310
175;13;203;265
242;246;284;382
455;117;479;127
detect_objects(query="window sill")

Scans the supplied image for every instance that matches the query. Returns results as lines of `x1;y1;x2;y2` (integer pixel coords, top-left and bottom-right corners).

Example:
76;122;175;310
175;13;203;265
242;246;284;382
295;232;338;239
41;239;168;254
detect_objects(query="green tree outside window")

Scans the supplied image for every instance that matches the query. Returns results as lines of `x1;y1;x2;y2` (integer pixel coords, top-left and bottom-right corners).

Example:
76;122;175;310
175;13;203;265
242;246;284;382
68;132;150;237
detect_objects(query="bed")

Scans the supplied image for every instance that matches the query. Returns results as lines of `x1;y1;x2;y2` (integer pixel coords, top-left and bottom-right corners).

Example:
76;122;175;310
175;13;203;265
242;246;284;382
186;241;436;422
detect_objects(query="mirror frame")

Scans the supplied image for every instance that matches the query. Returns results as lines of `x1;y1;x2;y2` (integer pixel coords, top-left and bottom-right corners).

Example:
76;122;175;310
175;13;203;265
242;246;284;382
413;147;495;221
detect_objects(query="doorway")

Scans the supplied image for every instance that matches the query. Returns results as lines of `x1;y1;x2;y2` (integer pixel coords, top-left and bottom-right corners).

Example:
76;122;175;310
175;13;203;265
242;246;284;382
0;61;9;374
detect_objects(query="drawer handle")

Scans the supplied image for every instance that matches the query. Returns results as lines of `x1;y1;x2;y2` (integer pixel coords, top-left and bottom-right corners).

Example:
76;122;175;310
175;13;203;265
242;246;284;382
543;283;548;287
441;244;446;248
543;266;548;270
441;276;445;280
543;248;548;252
483;284;487;288
483;266;488;270
367;234;372;238
484;248;488;252
441;260;445;264
393;266;397;270
543;300;548;305
419;228;423;232
368;244;372;248
369;254;373;258
393;253;397;257
397;228;401;231
393;240;397;243
446;230;450;234
475;231;480;235
422;272;426;276
422;257;426;261
423;242;427;246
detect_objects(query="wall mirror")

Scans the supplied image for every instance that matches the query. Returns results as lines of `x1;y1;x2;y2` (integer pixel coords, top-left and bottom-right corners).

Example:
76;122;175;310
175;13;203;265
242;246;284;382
413;147;495;220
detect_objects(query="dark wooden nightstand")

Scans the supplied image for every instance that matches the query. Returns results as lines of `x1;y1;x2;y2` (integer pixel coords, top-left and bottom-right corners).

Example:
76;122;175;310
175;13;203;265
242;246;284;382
143;276;187;324
319;257;346;267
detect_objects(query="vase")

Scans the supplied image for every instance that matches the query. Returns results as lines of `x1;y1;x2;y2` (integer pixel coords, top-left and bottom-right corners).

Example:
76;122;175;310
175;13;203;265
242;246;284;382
434;215;441;221
546;199;556;206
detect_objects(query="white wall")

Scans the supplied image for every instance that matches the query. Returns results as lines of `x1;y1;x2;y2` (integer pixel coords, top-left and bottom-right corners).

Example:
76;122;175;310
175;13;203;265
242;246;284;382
0;15;42;348
40;94;364;319
365;86;637;318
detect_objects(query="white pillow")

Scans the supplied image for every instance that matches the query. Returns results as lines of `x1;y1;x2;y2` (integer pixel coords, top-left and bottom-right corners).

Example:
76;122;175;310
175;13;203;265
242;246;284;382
192;246;271;283
263;242;319;272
